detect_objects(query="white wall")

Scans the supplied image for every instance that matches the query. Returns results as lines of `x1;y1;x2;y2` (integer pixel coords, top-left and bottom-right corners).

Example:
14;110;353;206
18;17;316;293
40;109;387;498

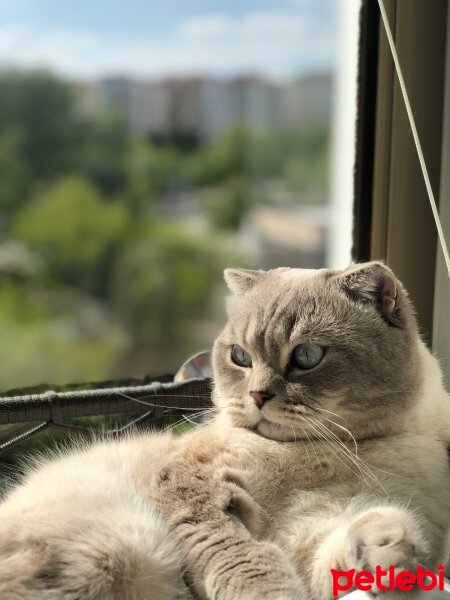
326;0;361;269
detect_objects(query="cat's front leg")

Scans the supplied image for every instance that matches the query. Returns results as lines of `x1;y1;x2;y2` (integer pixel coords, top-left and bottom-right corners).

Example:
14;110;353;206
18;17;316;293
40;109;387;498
154;461;308;600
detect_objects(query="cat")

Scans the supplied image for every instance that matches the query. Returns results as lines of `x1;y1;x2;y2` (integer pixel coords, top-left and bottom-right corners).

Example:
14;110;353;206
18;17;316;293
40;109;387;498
0;261;449;600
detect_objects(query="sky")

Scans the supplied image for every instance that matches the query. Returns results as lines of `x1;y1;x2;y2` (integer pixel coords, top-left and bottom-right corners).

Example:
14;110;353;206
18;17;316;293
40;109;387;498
0;0;339;80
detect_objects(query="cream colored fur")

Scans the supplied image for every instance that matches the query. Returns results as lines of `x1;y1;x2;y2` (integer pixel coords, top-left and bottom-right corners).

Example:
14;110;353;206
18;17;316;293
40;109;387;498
0;439;184;599
0;263;449;600
209;338;450;598
0;427;305;599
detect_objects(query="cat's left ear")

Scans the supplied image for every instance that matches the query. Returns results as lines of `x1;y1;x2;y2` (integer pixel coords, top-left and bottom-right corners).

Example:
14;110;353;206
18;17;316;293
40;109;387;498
224;268;266;296
334;261;401;324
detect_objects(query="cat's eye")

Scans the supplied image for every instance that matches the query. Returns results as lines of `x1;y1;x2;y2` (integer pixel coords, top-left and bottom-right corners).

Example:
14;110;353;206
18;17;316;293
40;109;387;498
293;344;325;370
231;345;252;368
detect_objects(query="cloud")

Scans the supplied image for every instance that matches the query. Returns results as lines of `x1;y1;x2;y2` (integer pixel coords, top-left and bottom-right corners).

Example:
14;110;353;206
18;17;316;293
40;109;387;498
181;12;308;40
0;23;102;74
0;11;336;80
180;15;233;39
240;13;307;36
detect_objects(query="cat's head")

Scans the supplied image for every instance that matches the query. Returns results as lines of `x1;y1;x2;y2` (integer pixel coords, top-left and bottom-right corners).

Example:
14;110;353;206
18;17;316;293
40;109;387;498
212;262;422;441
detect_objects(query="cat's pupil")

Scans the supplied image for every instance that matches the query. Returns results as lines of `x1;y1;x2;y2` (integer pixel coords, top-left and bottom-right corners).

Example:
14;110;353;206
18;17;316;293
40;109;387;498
293;344;324;370
231;345;252;368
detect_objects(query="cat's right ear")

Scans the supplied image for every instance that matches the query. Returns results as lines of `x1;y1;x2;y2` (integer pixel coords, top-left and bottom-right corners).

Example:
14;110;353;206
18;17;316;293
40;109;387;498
224;268;266;296
333;261;403;325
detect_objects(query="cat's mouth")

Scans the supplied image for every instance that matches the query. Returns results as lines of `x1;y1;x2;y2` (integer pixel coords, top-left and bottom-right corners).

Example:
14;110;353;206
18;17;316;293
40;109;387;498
254;417;300;442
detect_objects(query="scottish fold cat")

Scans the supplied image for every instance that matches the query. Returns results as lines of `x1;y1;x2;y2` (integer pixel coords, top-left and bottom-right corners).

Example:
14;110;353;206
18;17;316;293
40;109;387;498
1;262;449;599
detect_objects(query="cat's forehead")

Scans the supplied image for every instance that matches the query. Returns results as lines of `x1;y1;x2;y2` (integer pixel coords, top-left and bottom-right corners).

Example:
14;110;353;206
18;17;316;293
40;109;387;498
275;267;328;284
240;267;330;308
226;268;336;350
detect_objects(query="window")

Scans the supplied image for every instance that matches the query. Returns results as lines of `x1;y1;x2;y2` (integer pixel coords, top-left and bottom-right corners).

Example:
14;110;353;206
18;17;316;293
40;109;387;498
0;1;357;392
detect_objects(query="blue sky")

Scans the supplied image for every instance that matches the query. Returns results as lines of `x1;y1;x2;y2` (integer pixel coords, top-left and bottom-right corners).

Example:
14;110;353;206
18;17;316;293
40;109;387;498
0;0;339;80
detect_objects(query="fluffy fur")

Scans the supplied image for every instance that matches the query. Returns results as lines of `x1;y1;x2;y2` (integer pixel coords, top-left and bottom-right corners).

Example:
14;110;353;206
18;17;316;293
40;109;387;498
0;262;449;599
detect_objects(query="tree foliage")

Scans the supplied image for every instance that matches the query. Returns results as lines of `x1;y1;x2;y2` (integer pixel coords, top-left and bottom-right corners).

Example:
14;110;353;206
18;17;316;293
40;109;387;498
12;176;130;294
185;126;249;186
126;141;179;212
203;177;250;231
0;69;330;389
112;222;231;372
0;70;77;182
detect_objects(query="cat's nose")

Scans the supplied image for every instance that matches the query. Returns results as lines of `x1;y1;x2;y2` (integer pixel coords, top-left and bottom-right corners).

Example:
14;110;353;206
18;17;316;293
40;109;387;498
249;390;274;409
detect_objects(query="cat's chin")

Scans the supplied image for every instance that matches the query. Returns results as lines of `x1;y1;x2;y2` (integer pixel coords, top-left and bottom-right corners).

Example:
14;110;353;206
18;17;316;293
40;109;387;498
254;418;300;442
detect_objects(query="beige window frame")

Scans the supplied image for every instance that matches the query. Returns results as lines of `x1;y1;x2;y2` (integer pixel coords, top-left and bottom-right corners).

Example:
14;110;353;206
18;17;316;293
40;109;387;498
433;4;450;388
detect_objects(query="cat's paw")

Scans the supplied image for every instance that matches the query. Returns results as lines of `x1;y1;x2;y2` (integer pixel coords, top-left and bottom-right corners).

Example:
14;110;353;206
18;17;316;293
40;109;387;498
347;506;428;577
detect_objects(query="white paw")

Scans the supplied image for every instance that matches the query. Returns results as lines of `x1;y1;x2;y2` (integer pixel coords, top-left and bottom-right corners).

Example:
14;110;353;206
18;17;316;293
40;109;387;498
347;506;428;574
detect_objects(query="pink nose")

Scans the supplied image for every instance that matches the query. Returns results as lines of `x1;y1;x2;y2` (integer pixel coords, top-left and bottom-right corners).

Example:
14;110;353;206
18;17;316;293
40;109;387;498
249;390;274;409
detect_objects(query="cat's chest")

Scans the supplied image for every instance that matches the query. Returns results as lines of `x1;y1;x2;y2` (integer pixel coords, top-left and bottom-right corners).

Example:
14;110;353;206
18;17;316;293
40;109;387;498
232;433;357;502
236;431;450;515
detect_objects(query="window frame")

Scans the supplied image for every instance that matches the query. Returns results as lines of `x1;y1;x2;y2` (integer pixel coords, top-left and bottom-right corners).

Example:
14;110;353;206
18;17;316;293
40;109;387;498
433;3;450;387
353;0;448;345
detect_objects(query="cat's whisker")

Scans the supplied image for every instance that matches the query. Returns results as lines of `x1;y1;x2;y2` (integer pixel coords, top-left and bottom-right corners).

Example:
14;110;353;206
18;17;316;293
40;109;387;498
311;415;391;487
303;416;376;490
305;417;370;488
303;427;327;481
301;425;330;482
310;424;371;488
124;392;213;399
313;429;346;486
313;406;346;421
307;410;397;479
312;413;359;457
161;416;195;433
311;418;388;495
116;391;213;412
302;416;356;474
297;427;310;461
290;425;296;442
309;418;377;487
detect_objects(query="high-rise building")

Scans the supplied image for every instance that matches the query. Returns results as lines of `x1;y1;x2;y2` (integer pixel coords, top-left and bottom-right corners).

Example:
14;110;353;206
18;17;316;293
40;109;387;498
281;72;333;128
94;72;333;140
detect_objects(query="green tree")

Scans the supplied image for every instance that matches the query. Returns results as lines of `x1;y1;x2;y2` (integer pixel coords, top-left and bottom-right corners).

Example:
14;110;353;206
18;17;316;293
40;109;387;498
0;130;27;217
126;141;179;213
284;123;330;197
203;177;250;231
246;130;285;178
284;157;329;196
0;70;77;183
113;222;228;365
12;176;130;294
185;126;249;186
76;109;129;197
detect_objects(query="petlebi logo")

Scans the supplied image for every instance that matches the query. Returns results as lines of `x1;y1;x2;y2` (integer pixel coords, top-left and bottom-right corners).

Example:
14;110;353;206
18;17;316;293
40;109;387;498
331;565;446;596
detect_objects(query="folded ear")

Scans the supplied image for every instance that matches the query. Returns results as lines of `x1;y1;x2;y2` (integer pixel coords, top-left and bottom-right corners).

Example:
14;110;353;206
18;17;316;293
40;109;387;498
224;268;266;296
334;261;401;324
